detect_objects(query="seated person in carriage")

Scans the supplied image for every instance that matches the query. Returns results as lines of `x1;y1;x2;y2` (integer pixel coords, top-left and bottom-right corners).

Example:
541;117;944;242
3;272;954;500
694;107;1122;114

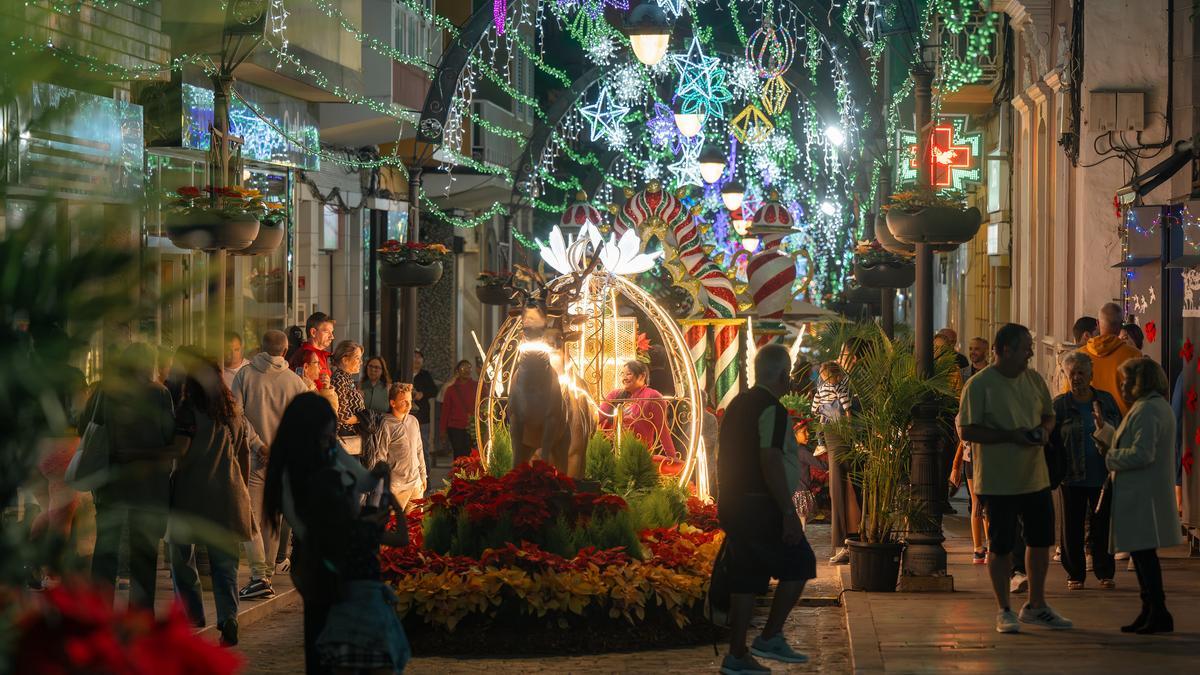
599;360;678;465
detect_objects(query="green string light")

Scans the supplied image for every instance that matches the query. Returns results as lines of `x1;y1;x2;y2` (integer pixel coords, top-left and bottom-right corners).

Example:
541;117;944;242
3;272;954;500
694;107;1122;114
307;0;433;73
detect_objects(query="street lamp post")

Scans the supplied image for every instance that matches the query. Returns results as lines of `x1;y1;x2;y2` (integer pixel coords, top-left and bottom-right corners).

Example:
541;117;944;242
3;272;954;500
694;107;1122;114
876;166;896;339
899;61;951;587
397;166;422;383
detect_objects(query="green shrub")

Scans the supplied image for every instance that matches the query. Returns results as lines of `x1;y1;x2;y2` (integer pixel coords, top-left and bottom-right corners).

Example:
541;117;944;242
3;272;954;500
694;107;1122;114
571;510;643;558
616;435;659;491
422;509;454;554
628;485;688;531
487;424;514;477
543;516;574;558
584;432;618;489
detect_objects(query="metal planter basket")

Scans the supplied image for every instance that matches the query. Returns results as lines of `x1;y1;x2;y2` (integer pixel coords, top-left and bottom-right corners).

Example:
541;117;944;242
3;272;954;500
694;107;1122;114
379;261;443;288
231;218;285;256
885;206;982;245
165;211;261;251
853;260;916;288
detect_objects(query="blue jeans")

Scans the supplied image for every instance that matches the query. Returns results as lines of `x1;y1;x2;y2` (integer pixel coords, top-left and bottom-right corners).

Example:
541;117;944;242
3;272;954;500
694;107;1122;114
169;543;239;628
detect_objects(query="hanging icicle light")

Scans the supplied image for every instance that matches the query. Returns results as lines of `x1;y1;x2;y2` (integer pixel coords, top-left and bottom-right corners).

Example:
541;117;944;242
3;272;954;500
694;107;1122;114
623;5;673;67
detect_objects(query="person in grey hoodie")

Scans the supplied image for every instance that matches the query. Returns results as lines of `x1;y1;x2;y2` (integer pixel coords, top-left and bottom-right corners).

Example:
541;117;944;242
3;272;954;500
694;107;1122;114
230;329;308;599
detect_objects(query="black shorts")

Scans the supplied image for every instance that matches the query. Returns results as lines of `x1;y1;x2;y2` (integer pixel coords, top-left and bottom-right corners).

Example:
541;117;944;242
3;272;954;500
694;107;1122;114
723;502;817;594
978;489;1055;555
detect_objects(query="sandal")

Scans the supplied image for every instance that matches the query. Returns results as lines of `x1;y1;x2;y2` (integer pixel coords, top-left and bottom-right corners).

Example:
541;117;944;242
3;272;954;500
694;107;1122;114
1067;580;1084;591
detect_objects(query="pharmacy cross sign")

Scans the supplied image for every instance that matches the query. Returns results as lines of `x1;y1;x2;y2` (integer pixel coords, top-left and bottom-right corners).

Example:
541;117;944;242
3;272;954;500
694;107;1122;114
909;124;973;188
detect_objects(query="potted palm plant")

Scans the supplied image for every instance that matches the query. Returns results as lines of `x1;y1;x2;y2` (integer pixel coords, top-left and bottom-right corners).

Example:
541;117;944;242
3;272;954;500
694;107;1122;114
823;329;955;591
377;240;449;287
884;190;982;245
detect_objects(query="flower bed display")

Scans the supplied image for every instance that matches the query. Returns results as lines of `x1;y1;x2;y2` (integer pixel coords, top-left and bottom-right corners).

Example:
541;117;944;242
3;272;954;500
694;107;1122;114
380;457;724;654
2;583;240;673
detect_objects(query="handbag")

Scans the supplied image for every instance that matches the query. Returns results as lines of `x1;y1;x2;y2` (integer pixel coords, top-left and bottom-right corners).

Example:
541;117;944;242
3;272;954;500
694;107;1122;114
65;393;110;491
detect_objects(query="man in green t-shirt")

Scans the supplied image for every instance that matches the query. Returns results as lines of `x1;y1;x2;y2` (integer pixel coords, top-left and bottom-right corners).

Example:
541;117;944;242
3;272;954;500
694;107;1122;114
958;323;1074;634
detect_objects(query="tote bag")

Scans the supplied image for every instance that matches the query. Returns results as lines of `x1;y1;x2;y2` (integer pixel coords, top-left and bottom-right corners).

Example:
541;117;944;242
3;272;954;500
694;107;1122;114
65;395;110;491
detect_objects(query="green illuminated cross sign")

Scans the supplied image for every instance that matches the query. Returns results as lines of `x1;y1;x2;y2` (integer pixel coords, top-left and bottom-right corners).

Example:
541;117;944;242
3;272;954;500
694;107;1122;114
895;115;982;192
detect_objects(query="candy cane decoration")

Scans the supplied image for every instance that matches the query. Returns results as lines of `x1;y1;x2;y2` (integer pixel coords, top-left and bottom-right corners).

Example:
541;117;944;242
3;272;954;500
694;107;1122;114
616;182;738;319
682;321;709;394
712;320;742;412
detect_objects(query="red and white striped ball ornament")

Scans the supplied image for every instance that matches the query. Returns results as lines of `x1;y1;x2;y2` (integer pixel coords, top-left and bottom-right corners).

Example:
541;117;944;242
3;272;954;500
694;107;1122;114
746;192;797;319
559;191;603;229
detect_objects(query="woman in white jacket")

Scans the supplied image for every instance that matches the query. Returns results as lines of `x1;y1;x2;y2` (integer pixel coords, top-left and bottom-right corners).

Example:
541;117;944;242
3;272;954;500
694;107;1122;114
1094;357;1182;634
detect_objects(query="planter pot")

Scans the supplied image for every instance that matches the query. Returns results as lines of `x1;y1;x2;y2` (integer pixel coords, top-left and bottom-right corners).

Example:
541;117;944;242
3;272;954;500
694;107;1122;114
165;212;260;251
251;280;284;303
845;286;882;307
379;261;443;288
886;206;982;245
854;260;916;288
232;218;285;256
848;540;904;592
475;284;514;305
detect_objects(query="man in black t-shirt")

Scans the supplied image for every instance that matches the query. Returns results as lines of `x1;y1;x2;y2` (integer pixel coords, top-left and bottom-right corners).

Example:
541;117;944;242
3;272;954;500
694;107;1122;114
717;344;816;672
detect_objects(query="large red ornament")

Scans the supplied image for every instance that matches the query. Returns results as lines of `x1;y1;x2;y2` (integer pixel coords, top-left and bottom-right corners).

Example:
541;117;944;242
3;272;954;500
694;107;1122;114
1144;321;1157;343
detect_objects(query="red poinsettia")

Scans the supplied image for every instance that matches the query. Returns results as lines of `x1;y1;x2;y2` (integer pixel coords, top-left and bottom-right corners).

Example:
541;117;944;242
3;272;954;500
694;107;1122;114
9;582;240;675
1145;321;1157;343
1182;338;1194;363
1188;389;1197;413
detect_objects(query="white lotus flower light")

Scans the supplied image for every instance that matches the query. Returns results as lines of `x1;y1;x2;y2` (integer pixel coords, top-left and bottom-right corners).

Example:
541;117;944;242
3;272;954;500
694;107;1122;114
599;229;662;275
539;226;574;275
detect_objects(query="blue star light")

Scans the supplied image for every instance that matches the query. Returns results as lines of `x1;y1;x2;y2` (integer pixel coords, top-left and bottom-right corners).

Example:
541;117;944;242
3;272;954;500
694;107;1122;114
655;0;683;18
671;36;732;120
579;86;631;146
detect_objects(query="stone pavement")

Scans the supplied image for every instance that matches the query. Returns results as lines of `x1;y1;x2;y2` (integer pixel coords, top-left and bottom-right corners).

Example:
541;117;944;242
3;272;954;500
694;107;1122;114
234;522;850;674
842;494;1200;673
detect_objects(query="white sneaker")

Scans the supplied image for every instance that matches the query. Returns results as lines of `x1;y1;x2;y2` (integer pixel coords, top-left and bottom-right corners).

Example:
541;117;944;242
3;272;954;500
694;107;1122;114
1019;603;1074;629
1009;572;1028;594
996;608;1020;633
829;548;850;565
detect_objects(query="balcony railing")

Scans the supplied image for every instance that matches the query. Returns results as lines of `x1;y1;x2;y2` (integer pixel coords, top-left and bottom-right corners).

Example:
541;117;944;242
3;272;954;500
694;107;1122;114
470;100;531;172
932;10;1004;88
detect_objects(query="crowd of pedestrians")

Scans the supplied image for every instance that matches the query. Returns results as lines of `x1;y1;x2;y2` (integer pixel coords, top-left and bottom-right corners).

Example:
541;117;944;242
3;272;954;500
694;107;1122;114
14;309;473;670
951;302;1183;635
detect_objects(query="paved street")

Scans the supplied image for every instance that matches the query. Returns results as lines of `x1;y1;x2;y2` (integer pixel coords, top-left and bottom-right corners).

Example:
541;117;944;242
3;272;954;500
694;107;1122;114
842;496;1200;673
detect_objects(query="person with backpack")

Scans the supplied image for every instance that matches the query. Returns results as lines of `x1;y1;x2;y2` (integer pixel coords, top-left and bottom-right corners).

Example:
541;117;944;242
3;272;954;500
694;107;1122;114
1050;351;1121;591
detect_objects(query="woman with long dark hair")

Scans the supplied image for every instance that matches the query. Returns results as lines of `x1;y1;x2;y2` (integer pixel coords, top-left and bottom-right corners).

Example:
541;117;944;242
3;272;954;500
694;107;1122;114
166;352;262;646
264;393;410;674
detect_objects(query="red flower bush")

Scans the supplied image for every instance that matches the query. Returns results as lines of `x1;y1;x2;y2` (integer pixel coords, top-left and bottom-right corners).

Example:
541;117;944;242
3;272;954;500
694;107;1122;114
8;582;240;674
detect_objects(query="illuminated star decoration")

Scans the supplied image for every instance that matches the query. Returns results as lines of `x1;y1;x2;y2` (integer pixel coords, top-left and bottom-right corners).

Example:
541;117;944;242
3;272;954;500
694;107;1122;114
672;36;733;121
579;86;630;147
668;136;705;188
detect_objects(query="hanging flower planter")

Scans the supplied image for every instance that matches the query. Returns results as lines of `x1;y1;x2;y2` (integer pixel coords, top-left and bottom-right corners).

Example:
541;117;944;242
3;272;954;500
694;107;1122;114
232;211;286;256
380;261;443;287
377;240;451;288
163;185;279;251
854;260;916;288
884;191;982;245
164;210;260;251
475;272;514;305
853;239;915;288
